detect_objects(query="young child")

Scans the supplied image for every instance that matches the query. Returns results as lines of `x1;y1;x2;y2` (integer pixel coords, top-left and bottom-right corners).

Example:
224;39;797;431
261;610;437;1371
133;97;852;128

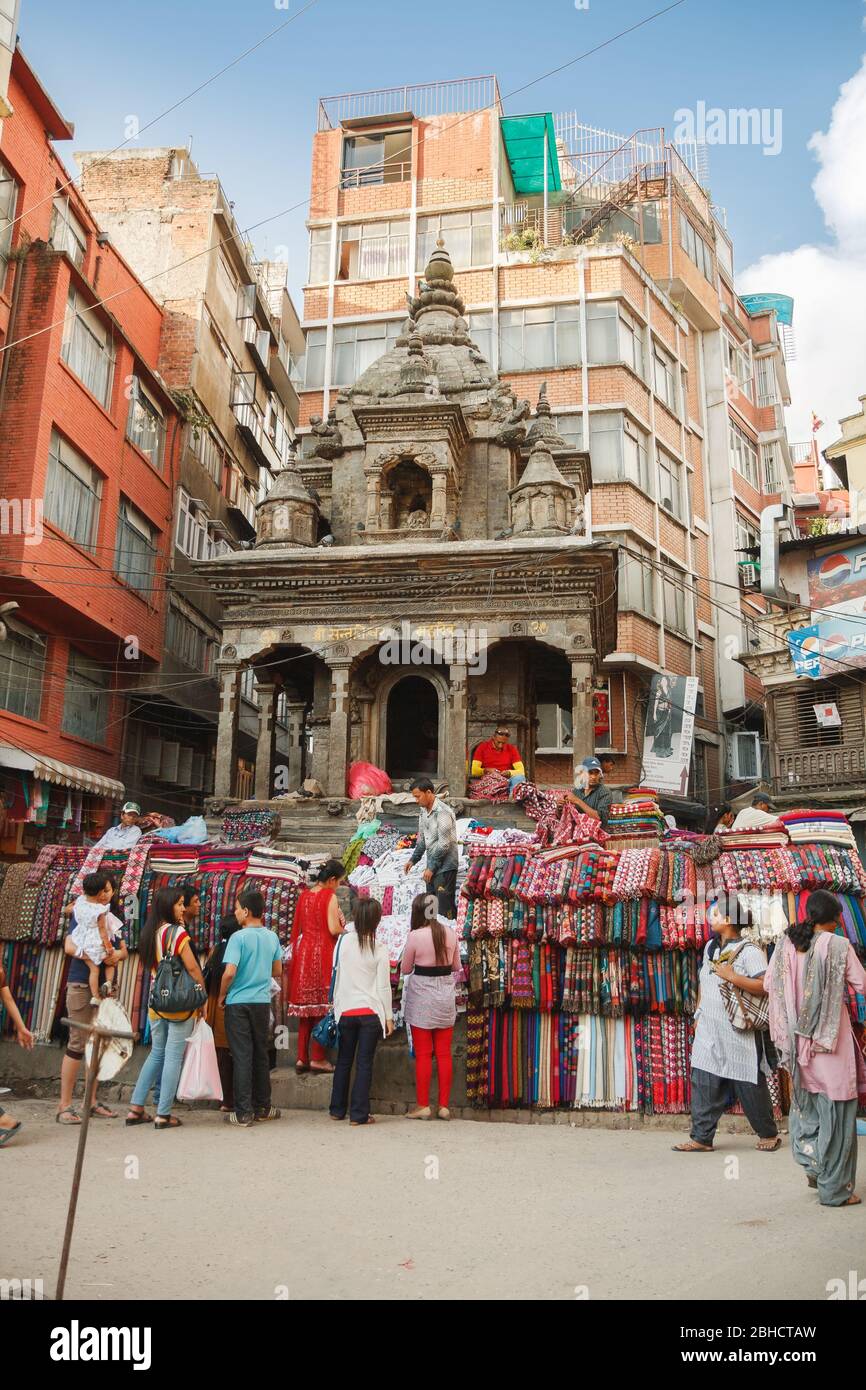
67;872;120;1006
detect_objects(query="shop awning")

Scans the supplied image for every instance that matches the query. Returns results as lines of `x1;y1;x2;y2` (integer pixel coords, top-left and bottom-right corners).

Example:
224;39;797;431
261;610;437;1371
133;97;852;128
500;113;561;196
0;742;124;798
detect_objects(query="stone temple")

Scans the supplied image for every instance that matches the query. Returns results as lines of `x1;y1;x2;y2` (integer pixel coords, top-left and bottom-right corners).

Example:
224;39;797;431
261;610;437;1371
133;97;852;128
198;241;618;814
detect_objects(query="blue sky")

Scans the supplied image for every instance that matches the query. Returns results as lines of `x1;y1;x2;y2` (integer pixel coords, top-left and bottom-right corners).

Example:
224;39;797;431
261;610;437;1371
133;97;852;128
17;0;866;306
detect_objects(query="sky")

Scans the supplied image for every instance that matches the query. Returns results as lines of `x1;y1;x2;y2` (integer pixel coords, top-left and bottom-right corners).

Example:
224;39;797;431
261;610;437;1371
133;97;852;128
16;0;866;449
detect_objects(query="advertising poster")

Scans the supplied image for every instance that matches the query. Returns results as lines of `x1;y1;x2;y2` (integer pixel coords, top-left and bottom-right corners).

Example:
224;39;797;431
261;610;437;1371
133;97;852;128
641;673;699;795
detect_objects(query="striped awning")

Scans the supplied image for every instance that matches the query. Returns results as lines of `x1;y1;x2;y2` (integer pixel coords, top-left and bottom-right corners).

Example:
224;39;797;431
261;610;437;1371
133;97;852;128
0;742;124;798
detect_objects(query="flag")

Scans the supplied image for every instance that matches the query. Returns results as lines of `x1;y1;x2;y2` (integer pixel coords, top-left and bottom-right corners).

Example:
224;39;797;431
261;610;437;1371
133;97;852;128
811;411;824;433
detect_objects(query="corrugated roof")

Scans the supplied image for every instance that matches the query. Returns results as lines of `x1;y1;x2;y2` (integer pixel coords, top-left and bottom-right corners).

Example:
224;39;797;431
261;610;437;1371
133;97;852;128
501;114;561;196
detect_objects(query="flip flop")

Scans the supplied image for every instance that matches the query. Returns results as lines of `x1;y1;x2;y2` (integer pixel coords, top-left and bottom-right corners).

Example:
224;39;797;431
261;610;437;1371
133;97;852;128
756;1137;782;1151
90;1104;117;1119
0;1122;22;1146
56;1107;82;1126
672;1141;715;1152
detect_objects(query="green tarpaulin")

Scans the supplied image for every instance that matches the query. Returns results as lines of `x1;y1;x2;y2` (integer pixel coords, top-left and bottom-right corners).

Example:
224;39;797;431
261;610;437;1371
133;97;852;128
500;114;561;196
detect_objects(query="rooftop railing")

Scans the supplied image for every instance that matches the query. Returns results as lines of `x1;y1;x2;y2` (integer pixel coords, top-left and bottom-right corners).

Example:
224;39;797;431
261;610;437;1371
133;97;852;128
318;75;502;131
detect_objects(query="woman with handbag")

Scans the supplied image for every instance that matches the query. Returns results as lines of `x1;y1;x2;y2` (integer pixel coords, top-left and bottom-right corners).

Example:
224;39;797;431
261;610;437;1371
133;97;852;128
287;859;346;1074
329;899;394;1125
402;892;462;1121
126;888;207;1131
767;889;866;1207
673;901;780;1154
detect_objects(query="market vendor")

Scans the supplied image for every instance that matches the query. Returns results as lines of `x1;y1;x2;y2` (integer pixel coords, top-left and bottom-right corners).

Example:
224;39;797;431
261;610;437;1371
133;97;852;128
565;756;616;827
470;726;526;792
93;801;143;851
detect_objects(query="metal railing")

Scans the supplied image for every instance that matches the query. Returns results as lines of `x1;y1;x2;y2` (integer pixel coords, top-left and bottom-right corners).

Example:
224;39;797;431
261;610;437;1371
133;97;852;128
790;441;816;464
339;160;412;189
774;744;866;794
318;75;502;131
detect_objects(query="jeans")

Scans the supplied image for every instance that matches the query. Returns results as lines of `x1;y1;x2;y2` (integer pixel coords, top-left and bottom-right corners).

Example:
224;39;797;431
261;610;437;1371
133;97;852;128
508;774;526;795
131;1014;196;1118
224;1002;272;1119
329;1015;381;1123
432;867;458;919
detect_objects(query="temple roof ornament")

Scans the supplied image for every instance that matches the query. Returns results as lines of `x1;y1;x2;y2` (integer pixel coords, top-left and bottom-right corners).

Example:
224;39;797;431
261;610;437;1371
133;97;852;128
525;381;569;452
508;437;577;537
255;441;320;548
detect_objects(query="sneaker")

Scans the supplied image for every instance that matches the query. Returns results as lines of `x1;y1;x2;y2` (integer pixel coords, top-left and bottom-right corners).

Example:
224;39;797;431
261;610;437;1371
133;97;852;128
254;1107;281;1121
225;1112;255;1127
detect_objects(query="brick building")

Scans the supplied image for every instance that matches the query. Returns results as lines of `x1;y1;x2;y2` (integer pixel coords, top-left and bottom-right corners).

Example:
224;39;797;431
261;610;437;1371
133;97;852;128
76;148;304;808
0;49;179;853
292;79;796;818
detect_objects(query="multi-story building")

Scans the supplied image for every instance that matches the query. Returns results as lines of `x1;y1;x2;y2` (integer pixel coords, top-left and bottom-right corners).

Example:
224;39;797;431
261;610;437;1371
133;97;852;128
76;148;305;809
0;49;178;853
294;79;796;818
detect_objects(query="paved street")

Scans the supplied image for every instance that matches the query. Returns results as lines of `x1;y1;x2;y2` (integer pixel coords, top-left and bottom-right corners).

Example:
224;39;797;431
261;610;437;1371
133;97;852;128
3;1100;863;1301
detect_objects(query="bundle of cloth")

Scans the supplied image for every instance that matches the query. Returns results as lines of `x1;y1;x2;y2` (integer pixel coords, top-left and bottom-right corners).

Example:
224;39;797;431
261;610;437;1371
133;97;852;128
777;807;856;849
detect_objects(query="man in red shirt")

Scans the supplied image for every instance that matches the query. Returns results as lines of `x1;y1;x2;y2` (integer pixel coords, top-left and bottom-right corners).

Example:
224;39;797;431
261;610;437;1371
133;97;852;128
471;726;526;793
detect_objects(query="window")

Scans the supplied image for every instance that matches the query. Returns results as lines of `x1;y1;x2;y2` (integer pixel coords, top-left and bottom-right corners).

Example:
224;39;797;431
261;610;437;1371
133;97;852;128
50;195;87;268
657;448;684;519
652;341;677;411
641;200;662;244
61;289;113;406
45;431;101;551
416;210;493;270
341;130;411;188
774;681;864;751
176;489;214;561
619;543;656;617
678;210;714;282
126;376;165;468
536;702;573;752
189;423;224;485
308;226;332;284
302;328;327;389
723;331;753;401
0;161;19;268
735;512;760;555
338;220;408;281
586;301;645;376
467;312;492;365
761;441;781;492
0;619;45;722
499;304;580;372
590;412;652;494
756;356;777;408
62;650;109;745
556;412;584;450
114;499;157;596
332;319;401;386
730;422;760;490
662;564;690;635
240;667;259;705
0;0;17;48
166;603;216;674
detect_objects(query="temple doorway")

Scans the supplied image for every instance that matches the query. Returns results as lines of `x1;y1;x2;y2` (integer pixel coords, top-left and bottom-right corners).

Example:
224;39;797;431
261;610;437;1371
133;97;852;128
385;674;439;780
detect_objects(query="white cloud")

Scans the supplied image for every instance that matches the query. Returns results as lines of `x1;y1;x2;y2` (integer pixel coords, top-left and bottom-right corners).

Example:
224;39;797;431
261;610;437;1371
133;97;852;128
738;54;866;451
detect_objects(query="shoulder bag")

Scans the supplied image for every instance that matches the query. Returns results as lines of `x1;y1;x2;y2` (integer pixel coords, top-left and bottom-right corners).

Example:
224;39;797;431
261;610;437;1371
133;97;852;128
716;940;770;1032
150;924;206;1020
311;935;344;1051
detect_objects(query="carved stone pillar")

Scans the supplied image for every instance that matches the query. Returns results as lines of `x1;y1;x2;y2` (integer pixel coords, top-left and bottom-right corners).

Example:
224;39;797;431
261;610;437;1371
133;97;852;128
284;700;307;790
570;656;596;785
214;663;241;799
364;470;380;528
253;681;278;800
307;716;331;788
445;663;469;796
357;692;375;764
326;660;352;797
430;470;448;528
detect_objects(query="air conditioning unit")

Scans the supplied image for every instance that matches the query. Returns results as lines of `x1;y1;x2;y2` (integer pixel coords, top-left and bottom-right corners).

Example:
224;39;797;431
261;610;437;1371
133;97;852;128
176;746;194;787
731;731;761;781
143;737;163;779
739;562;759;589
159;741;180;783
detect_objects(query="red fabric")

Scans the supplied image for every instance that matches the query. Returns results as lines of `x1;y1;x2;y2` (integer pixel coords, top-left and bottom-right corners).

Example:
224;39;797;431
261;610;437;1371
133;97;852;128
297;1017;328;1066
412;1025;454;1107
474;740;521;773
347;761;392;798
341;1007;375;1016
287;887;337;1016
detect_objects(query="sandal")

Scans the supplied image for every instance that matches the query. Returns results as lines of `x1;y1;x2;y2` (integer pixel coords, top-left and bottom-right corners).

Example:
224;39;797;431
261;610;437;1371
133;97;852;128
125;1108;152;1126
405;1107;432;1121
756;1137;782;1152
225;1112;254;1127
90;1103;116;1119
153;1116;182;1129
295;1063;310;1075
350;1116;375;1125
0;1122;22;1146
56;1107;82;1126
842;1194;862;1206
672;1140;714;1152
309;1063;334;1074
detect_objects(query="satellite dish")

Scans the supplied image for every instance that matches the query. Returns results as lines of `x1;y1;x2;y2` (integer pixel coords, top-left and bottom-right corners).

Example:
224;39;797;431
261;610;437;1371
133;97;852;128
85;999;135;1080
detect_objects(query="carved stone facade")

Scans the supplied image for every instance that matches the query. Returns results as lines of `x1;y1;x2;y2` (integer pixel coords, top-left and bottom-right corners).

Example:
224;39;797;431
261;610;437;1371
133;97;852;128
196;241;618;800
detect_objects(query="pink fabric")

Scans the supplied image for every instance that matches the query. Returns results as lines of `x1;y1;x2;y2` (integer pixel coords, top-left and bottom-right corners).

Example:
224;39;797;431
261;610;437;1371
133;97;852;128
401;924;461;974
783;934;866;1101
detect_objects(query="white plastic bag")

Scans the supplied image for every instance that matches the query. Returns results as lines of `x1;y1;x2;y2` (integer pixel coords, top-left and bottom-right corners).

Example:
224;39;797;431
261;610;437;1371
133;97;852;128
176;1019;223;1102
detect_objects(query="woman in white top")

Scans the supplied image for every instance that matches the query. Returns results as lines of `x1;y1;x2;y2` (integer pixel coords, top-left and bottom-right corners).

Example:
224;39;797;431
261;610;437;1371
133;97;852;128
329;899;393;1126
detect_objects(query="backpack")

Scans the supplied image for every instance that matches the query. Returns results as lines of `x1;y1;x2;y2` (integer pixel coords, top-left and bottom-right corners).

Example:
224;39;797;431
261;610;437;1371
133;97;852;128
149;924;206;1020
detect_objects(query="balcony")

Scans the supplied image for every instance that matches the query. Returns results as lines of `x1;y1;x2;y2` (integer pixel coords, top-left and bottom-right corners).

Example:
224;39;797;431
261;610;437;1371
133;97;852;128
230;375;283;474
267;334;301;415
339;158;412;190
240;316;274;380
774;744;866;796
318;75;502;131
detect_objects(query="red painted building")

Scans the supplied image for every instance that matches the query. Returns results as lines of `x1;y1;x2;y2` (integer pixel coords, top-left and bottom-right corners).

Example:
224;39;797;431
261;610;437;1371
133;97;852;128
0;49;178;856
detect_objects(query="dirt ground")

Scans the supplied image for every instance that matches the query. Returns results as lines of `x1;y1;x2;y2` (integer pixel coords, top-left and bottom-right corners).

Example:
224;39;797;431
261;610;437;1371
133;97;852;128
2;1099;864;1301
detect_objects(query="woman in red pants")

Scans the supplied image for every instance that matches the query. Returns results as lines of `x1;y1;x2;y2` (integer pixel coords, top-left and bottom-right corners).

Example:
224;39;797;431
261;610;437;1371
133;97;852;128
401;892;462;1119
287;859;345;1073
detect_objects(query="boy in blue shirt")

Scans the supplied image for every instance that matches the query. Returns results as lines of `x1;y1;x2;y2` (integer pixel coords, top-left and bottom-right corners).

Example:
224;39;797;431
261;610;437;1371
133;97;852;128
218;888;283;1127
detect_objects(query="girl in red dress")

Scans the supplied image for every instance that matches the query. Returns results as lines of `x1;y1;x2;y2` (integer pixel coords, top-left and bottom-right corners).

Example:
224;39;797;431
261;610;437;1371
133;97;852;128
287;858;346;1073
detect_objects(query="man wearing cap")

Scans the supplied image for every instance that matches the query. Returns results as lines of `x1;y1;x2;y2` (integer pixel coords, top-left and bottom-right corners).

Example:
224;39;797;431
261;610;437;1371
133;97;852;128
470;726;526;793
731;793;776;831
565;757;616;827
94;802;143;850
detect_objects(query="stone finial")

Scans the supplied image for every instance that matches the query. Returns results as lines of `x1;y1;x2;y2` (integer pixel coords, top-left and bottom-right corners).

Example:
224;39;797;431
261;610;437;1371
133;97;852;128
508;437;577;537
408;238;465;323
525;380;568;452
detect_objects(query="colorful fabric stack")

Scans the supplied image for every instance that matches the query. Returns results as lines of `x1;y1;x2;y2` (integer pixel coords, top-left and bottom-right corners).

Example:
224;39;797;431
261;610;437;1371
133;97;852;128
605;789;667;849
778;807;857;848
221;807;280;843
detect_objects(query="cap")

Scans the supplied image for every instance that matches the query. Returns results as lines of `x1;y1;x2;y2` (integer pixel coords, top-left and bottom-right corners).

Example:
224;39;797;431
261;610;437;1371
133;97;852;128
751;793;773;808
121;801;141;815
582;757;603;773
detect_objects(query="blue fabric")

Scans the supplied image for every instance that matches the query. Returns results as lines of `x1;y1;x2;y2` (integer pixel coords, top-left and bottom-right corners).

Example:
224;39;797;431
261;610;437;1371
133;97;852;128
131;1013;195;1117
223;927;282;1005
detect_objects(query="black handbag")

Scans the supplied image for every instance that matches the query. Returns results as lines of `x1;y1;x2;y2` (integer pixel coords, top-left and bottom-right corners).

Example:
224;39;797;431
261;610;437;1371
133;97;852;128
150;925;205;1019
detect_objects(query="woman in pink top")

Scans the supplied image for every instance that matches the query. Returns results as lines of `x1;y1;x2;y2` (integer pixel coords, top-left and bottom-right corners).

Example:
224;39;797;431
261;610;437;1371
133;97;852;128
767;889;866;1207
401;892;462;1121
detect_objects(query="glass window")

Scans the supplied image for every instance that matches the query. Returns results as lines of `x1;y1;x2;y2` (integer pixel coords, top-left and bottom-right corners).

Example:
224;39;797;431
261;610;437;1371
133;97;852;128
45;430;101;551
416;209;493;271
332;318;401;385
189;422;223;484
499;304;580;372
761;441;781;492
652;341;676;411
115;499;157;596
730;422;760;490
61;289;113;406
735;513;760;554
0;619;45;722
586;301;617;363
166;603;216;674
723;331;754;401
641;200;662;244
678;210;714;283
176;488;213;561
590;412;651;494
62;650;109;745
338;219;409;281
50;195;87;268
126;376;165;468
662;564;690;635
556;413;584;450
657;448;684;519
0;161;19;267
341;131;411;187
619;544;656;617
467;311;492;365
302;328;327;389
756;356;776;408
308;227;332;284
